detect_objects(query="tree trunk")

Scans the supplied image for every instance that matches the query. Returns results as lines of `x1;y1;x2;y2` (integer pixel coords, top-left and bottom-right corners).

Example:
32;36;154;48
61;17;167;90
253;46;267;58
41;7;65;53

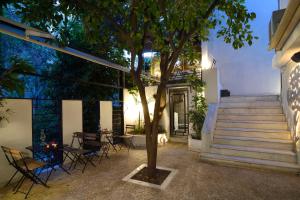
145;84;166;177
146;127;158;176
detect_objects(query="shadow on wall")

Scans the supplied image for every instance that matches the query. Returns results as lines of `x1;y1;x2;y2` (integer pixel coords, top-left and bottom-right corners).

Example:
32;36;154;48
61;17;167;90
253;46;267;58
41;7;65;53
287;65;300;141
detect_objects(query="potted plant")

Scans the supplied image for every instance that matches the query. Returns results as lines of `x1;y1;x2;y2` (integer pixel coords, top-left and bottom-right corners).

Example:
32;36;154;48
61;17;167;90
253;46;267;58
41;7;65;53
187;70;207;152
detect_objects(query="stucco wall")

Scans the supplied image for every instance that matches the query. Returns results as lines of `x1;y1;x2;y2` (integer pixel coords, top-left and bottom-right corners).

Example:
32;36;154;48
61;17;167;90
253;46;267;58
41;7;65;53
203;68;221;103
279;0;289;9
62;100;83;147
123;86;170;137
100;101;113;131
0;99;32;187
207;0;280;96
281;62;299;140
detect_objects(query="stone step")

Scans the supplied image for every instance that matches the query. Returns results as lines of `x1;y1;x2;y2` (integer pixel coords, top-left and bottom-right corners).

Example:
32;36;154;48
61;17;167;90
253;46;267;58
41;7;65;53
218;107;283;115
213;135;293;151
217;114;286;122
220;96;279;103
219;101;280;108
211;144;296;163
214;128;291;140
216;120;288;130
200;152;300;173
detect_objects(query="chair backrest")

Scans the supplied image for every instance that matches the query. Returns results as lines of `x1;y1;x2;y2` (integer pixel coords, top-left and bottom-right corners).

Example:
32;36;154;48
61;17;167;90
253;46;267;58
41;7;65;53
82;132;101;151
1;146;14;166
9;148;24;162
125;124;135;134
71;132;84;147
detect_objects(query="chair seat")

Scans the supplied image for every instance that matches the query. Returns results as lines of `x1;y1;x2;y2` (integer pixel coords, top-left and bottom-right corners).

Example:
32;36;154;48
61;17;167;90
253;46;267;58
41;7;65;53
25;160;46;171
17;158;46;171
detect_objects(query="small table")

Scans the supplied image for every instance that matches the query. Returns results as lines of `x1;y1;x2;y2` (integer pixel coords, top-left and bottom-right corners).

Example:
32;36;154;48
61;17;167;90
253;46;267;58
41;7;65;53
116;134;135;152
102;131;121;152
26;145;70;181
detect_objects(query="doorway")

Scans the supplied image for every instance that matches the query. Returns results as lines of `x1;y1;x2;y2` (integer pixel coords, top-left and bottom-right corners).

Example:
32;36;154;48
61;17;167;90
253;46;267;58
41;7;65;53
169;88;189;137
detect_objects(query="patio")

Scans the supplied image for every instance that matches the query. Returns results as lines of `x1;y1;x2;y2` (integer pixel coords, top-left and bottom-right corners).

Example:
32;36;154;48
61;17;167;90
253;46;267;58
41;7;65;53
1;143;300;200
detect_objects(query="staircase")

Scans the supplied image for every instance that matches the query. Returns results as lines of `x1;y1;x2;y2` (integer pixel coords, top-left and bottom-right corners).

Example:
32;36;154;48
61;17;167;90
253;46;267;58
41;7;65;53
200;95;300;172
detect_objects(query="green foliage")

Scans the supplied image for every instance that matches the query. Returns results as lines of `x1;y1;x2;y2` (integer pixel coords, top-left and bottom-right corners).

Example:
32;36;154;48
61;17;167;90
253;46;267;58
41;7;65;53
38;19;128;100
187;70;207;140
6;0;257;60
0;100;13;123
133;126;145;135
0;56;34;96
217;0;258;49
127;77;139;97
0;56;34;123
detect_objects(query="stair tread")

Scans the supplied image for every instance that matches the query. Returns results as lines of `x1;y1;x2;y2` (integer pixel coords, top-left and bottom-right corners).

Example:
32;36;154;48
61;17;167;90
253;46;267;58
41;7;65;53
219;107;281;109
214;135;293;143
221;96;278;99
200;153;300;169
217;120;287;124
215;127;290;133
218;113;285;116
222;95;278;98
211;144;295;155
219;104;280;108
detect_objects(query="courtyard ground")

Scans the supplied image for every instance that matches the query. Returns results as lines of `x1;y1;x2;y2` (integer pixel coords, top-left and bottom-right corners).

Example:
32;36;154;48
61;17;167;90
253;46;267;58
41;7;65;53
1;143;300;200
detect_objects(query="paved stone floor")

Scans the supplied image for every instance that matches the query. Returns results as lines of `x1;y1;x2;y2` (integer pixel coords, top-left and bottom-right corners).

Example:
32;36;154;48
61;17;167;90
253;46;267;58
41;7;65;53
1;143;300;200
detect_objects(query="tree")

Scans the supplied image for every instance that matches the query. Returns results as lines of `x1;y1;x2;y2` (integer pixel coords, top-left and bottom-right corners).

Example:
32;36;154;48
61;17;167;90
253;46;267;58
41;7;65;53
0;56;34;96
0;56;34;123
5;0;257;176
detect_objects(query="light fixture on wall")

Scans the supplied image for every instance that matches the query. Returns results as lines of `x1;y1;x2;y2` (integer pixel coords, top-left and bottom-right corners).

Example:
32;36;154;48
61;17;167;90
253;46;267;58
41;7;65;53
291;52;300;63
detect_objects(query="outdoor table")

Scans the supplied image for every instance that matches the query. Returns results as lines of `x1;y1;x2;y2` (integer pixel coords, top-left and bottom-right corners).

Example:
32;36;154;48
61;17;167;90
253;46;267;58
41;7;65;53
25;144;70;181
102;131;120;152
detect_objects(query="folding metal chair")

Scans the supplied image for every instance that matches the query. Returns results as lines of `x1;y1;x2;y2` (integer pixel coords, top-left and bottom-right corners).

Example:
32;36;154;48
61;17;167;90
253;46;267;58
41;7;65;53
81;132;101;172
1;146;21;187
63;132;99;173
6;147;49;199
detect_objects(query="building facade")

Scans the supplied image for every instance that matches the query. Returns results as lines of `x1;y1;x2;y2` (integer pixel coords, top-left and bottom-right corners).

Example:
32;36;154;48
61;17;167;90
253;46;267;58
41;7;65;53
270;0;300;162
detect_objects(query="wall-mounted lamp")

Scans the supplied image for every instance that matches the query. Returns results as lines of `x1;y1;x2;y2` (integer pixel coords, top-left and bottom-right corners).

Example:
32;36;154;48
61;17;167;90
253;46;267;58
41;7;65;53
291;52;300;63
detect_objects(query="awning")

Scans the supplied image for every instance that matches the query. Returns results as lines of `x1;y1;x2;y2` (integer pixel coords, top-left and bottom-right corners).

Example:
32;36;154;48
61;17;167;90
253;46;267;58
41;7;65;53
0;16;131;73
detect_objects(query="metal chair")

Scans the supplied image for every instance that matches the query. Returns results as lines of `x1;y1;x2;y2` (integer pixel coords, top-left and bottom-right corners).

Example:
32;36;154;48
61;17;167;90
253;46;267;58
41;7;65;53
3;146;49;199
1;146;21;187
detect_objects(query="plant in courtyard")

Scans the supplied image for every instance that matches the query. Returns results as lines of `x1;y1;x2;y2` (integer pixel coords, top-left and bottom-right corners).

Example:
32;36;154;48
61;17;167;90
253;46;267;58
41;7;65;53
133;126;145;135
187;70;207;140
0;56;34;96
8;0;257;177
0;56;34;123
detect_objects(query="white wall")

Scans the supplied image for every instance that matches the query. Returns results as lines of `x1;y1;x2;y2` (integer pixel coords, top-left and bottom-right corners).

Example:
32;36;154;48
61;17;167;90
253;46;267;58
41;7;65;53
0;99;32;187
62;100;82;146
100;101;112;131
123;86;170;137
279;0;289;9
281;62;297;137
123;86;156;127
203;68;221;103
207;0;280;96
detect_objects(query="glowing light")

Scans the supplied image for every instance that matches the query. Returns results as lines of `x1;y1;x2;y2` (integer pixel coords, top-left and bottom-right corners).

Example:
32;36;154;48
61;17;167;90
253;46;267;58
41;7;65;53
143;52;156;58
124;89;156;127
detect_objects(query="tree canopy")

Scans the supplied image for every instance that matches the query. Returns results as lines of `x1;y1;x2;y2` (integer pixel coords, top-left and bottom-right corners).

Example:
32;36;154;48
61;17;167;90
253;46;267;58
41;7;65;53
2;0;258;175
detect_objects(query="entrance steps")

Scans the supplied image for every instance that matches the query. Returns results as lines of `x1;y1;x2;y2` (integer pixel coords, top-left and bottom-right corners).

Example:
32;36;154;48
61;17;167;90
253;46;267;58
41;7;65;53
200;95;300;173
